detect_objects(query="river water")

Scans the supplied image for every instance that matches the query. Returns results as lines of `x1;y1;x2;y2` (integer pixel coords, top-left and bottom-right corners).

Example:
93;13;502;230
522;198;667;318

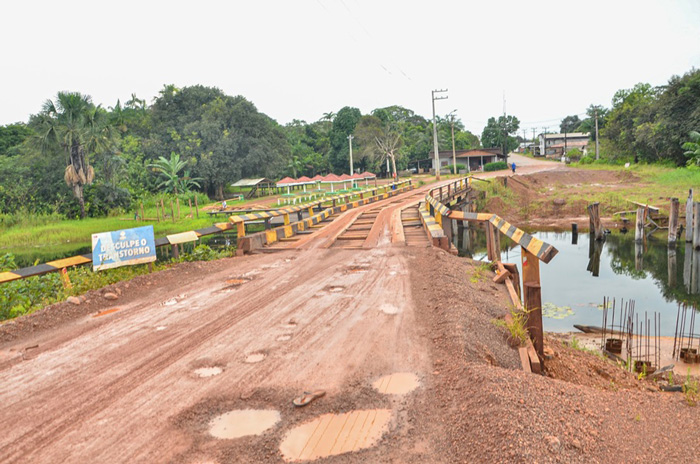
454;224;700;336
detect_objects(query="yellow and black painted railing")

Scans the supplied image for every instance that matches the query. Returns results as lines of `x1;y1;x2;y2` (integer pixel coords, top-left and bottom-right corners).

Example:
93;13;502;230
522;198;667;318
0;181;411;285
236;180;414;252
422;175;558;373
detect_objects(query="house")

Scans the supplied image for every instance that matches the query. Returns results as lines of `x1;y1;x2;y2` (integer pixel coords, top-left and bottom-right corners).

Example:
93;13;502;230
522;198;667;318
537;132;590;158
427;148;505;172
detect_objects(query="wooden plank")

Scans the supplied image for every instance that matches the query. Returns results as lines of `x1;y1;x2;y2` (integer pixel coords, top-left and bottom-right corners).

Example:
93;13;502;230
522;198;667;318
166;231;199;245
519;347;532;373
628;200;660;214
527;341;541;374
493;262;510;284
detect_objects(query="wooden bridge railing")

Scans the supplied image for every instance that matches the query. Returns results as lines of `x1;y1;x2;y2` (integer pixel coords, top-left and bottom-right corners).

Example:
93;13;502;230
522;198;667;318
421;176;559;373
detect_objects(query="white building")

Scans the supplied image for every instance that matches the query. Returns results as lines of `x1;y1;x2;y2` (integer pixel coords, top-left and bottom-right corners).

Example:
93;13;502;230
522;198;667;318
537;132;590;158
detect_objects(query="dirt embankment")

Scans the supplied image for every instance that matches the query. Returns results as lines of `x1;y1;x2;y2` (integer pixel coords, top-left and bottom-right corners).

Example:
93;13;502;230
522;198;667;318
485;168;640;230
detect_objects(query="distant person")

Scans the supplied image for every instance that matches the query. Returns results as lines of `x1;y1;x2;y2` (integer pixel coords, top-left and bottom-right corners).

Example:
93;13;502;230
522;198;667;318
511;162;516;173
221;200;227;210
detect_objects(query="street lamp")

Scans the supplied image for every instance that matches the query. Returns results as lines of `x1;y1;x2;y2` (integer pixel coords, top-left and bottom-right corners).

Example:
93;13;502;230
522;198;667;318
431;89;448;180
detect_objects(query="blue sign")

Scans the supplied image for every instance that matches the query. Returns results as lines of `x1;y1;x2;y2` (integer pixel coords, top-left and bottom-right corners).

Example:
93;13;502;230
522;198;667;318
91;225;157;271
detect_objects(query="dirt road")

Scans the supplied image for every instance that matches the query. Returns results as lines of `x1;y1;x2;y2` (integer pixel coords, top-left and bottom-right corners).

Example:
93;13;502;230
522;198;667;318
0;180;517;463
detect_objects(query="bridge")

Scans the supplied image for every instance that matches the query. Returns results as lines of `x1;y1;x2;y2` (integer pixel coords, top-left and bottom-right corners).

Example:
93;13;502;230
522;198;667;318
0;173;558;463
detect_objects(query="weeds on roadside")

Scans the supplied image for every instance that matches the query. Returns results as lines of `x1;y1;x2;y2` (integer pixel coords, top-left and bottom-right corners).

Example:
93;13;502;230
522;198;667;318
0;244;236;322
493;305;530;347
469;261;492;283
683;369;699;406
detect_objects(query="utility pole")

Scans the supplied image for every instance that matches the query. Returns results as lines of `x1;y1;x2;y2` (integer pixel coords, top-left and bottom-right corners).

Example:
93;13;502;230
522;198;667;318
595;108;600;160
347;134;354;175
449;109;457;175
531;127;536;155
432;89;448;181
503;92;508;164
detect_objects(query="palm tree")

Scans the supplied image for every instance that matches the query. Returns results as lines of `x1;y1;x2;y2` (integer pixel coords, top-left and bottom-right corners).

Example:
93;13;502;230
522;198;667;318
149;152;201;194
684;131;700;166
32;92;114;218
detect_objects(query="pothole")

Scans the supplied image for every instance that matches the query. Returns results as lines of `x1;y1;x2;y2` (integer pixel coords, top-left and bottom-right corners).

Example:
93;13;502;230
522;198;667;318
379;304;400;315
372;372;420;395
194;367;223;378
93;308;120;318
155;326;167;331
277;334;292;342
225;277;250;286
324;286;345;293
208;409;280;439
244;352;266;364
282;320;298;329
345;266;369;274
163;299;178;306
279;409;392;462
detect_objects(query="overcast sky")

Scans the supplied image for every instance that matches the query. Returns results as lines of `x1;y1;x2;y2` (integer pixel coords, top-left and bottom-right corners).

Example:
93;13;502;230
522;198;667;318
1;0;699;136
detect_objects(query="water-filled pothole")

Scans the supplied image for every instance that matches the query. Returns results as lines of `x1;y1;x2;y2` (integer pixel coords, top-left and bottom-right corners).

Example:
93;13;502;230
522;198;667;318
194;367;223;378
279;409;392;461
244;352;266;363
372;373;420;395
208;409;281;439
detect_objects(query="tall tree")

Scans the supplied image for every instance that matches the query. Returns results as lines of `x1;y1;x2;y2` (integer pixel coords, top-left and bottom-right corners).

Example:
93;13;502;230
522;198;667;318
481;115;520;153
560;115;581;133
329;106;362;173
30;92;114;218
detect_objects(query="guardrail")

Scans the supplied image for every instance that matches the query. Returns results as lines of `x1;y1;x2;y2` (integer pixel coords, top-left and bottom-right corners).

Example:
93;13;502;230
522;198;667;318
421;176;559;374
0;182;410;285
235;180;414;252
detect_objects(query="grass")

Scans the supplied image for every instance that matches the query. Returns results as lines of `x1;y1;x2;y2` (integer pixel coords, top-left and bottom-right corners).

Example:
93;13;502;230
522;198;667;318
683;369;699;406
469;261;492;283
0;244;234;322
493;305;530;347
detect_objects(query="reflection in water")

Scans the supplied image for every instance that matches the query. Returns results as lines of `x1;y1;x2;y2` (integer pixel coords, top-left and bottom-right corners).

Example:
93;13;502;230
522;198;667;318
453;228;700;336
587;238;603;277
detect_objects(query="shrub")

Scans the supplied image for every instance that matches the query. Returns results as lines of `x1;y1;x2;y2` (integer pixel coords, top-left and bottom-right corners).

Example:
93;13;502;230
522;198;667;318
484;161;508;172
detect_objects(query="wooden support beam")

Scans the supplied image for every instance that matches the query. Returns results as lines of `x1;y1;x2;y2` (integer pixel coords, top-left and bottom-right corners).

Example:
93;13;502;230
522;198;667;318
635;207;645;243
686;189;694;242
284;214;290;226
587;202;604;240
236;221;245;238
694;202;700;250
669;197;680;245
522;248;543;362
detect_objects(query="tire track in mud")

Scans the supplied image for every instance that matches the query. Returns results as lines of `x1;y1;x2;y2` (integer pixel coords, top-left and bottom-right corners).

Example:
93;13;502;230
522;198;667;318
0;254;339;462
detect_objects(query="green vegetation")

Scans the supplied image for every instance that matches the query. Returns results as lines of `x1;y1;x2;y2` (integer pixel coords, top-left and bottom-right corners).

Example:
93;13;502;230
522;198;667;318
484;161;508;172
683;370;698;406
469;261;492;283
0;244;234;321
567;68;700;166
493;305;530;347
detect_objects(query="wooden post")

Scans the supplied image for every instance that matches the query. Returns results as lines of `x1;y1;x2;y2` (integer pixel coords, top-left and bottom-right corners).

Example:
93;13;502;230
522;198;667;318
161;198;166;220
635;207;645;243
284;214;290;226
236;221;245;238
170;200;175;223
669;197;680;245
140;203;145;222
265;218;271;230
521;248;543;361
176;198;181;219
156;202;161;222
171;244;179;259
442;214;452;245
686;189;694;242
297;211;303;221
189;198;193;218
587;203;603;240
194;195;199;219
489;222;501;262
693;202;700;249
485;223;494;261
